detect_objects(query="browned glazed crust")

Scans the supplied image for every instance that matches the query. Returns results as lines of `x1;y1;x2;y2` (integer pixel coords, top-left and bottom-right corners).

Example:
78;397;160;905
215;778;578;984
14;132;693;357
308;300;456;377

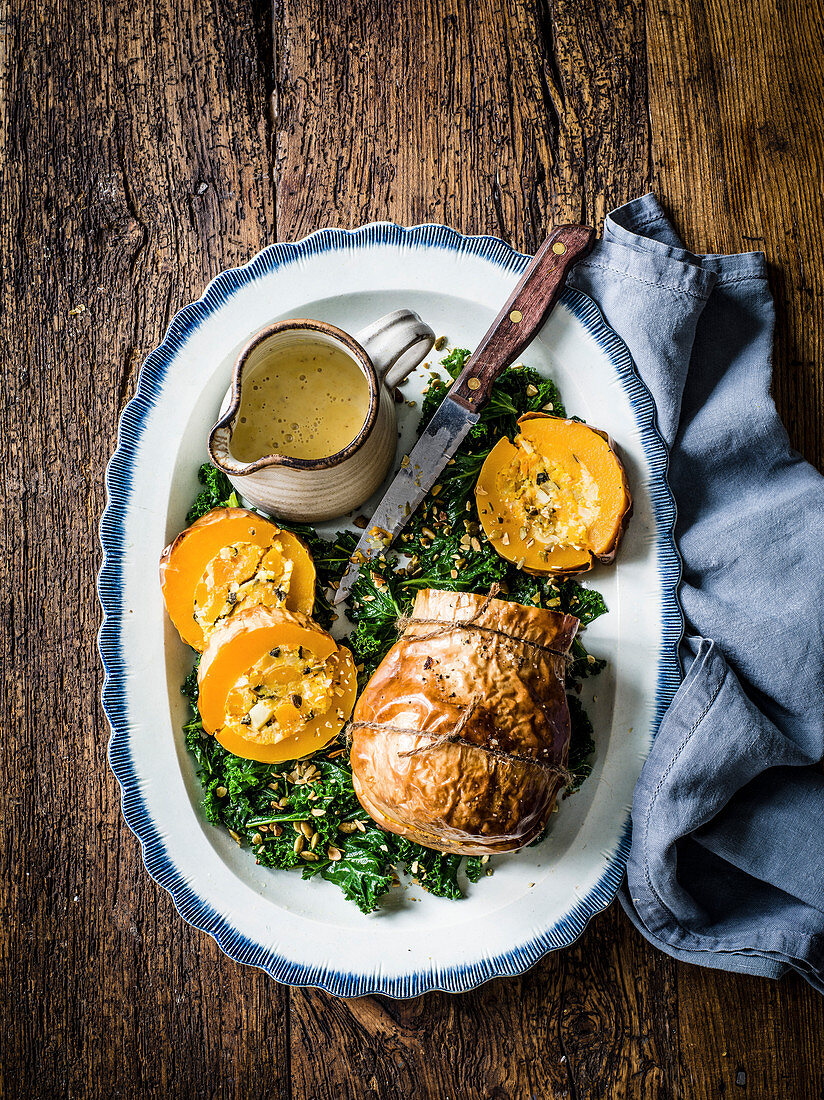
349;590;579;855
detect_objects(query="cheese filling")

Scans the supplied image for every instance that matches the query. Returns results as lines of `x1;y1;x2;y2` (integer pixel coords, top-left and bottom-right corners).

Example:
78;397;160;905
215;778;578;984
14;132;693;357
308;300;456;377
193;540;294;635
223;645;337;745
497;435;601;555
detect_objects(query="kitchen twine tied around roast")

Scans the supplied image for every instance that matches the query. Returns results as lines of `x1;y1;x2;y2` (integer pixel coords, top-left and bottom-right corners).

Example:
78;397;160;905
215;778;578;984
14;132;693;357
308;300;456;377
343;584;574;779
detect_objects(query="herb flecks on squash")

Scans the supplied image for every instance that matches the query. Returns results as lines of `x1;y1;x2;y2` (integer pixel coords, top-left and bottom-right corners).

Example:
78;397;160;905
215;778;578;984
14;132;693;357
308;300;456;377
159;507;315;650
198;606;356;763
475;413;631;576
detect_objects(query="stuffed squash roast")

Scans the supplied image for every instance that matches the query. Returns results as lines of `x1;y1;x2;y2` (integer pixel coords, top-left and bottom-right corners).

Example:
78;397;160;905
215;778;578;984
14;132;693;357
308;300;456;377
350;590;579;855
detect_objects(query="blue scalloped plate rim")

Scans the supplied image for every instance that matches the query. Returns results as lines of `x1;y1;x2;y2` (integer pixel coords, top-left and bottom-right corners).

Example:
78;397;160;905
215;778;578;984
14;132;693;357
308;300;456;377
98;222;683;998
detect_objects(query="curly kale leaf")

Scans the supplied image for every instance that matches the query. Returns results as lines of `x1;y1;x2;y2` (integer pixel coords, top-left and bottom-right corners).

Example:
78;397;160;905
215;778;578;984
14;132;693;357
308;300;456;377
186;463;239;523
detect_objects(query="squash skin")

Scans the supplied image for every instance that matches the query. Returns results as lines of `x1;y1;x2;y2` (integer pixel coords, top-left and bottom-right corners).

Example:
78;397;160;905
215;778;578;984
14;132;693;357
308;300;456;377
198;606;356;763
159;507;315;650
349;589;579;855
475;413;632;577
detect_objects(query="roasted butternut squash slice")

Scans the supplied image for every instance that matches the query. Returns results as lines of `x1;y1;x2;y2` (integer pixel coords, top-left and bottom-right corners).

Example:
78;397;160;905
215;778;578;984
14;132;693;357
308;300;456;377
159;507;315;650
475;413;631;576
198;606;356;763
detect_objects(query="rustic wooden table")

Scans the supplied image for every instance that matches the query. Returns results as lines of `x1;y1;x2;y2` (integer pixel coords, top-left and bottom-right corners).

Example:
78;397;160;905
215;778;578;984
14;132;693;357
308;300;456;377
3;0;823;1096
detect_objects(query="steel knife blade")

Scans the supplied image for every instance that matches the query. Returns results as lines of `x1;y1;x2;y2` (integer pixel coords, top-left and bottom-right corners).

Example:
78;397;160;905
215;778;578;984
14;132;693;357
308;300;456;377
333;397;479;602
331;223;595;604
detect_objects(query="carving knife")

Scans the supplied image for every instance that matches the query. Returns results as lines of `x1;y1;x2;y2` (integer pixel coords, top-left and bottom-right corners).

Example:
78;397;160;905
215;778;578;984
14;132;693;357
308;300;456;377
333;223;595;604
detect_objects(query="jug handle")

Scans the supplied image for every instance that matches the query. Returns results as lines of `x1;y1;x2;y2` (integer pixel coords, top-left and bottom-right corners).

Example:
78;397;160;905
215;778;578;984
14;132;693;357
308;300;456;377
355;309;435;391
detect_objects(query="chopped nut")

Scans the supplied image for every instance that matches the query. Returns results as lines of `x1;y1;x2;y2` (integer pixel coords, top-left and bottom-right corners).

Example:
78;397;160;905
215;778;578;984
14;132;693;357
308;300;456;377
434;335;447;350
215;786;228;799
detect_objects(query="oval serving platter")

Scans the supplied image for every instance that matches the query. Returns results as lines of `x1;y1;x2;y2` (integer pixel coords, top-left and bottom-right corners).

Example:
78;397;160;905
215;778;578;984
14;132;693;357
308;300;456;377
98;223;682;998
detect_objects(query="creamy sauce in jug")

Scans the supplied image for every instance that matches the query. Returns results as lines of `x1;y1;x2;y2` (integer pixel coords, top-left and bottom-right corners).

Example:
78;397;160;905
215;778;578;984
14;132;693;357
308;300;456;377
230;341;370;462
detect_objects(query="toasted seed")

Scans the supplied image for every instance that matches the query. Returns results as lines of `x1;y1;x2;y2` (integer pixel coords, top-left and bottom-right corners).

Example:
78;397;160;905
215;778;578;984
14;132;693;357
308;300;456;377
252;832;262;846
434;335;447;350
293;834;305;855
431;484;442;496
292;822;302;834
228;829;242;845
526;383;538;397
311;807;325;817
422;527;436;540
300;850;319;862
470;537;481;552
327;846;343;861
279;796;290;808
267;782;278;792
338;821;357;833
259;824;269;834
355;820;367;832
310;832;320;850
271;824;283;837
215;786;228;798
450;569;458;579
300;821;314;840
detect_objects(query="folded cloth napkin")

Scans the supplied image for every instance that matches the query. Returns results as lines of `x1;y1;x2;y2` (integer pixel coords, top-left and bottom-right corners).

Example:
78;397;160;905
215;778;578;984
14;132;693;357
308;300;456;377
567;194;824;992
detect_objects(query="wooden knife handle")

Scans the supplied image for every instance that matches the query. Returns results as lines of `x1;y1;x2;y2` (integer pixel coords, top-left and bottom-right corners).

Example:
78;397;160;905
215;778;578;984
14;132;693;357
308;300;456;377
450;224;595;410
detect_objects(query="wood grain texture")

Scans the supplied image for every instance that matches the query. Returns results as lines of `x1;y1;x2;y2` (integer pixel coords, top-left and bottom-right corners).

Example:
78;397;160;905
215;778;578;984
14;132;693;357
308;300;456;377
647;0;824;471
2;0;824;1097
0;0;290;1097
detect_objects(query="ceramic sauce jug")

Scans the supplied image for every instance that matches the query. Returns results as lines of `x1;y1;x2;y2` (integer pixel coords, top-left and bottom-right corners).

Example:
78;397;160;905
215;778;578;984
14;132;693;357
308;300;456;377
208;310;435;522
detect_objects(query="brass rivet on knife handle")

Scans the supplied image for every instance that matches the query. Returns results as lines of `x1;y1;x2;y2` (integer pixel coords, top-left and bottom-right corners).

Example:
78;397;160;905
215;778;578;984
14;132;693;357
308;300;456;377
450;224;595;412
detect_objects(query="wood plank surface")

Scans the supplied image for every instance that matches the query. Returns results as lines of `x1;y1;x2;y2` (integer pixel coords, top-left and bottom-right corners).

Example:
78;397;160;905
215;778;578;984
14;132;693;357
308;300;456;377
1;0;823;1097
0;1;291;1097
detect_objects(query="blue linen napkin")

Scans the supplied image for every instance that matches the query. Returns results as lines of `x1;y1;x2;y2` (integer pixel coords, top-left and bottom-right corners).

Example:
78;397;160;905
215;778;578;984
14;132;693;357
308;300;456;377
567;194;824;992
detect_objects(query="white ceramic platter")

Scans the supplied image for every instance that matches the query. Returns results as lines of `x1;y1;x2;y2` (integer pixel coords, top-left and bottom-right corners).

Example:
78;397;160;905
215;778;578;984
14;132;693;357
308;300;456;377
99;224;681;997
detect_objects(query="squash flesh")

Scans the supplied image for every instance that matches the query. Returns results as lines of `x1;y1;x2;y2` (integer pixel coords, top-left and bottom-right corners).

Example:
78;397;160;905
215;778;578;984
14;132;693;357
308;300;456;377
159;507;315;650
475;414;631;576
198;606;355;763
